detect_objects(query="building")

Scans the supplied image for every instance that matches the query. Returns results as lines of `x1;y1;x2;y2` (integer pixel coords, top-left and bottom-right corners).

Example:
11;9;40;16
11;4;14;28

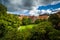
19;15;29;20
19;14;49;21
29;16;38;23
38;14;49;20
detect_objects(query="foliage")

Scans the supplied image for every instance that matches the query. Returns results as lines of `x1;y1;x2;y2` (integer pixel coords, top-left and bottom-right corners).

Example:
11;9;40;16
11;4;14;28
19;21;60;40
34;19;41;24
21;18;32;25
0;4;21;40
0;4;60;40
48;29;60;40
35;19;48;24
48;14;60;29
29;21;53;40
0;3;7;14
0;13;21;39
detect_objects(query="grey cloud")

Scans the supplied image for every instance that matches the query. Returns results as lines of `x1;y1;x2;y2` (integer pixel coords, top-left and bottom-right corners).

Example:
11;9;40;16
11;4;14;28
0;0;60;11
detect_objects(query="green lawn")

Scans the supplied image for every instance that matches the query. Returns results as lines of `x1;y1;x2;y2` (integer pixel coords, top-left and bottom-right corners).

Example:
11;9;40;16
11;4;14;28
18;24;37;31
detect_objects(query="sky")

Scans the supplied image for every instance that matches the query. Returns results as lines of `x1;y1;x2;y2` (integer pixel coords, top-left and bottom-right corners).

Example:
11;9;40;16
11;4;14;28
0;0;60;16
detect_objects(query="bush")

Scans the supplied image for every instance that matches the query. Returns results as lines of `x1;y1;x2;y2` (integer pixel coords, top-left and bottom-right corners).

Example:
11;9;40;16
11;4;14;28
29;21;53;40
48;14;60;30
0;4;21;40
48;29;60;40
35;19;41;24
21;18;32;25
0;3;7;14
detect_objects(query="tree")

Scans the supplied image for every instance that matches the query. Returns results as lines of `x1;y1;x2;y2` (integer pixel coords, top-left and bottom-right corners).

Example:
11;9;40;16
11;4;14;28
35;19;40;24
0;3;7;14
21;18;32;25
0;4;21;39
48;13;60;30
48;29;60;40
30;21;53;40
0;4;7;38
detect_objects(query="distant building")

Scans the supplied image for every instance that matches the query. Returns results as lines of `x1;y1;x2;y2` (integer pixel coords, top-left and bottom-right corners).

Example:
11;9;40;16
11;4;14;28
29;16;38;23
19;15;29;20
19;14;49;21
38;14;49;20
19;15;24;20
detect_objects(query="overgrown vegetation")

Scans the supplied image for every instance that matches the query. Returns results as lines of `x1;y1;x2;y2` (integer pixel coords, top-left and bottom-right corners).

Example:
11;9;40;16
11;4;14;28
0;4;21;40
0;4;60;40
48;13;60;30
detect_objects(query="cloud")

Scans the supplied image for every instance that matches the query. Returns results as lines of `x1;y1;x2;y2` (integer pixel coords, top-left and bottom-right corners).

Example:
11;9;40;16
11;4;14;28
51;0;60;5
40;9;52;14
1;0;60;11
46;9;52;14
7;8;60;16
1;0;60;16
40;8;60;14
29;10;39;16
7;10;31;16
6;0;35;10
55;8;60;11
29;9;40;16
52;8;60;13
29;6;40;16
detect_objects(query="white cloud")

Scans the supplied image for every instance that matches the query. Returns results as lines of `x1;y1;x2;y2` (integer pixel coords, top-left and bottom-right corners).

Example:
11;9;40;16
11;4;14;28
9;0;22;5
29;7;40;16
52;8;60;13
29;10;40;16
46;9;52;14
2;0;60;11
40;8;60;14
7;8;60;16
41;10;46;14
7;11;20;14
40;9;52;14
7;10;29;15
55;8;60;10
51;1;60;5
2;0;60;16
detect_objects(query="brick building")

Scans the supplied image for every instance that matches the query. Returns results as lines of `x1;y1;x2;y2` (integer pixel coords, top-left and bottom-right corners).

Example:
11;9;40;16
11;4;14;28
38;14;49;20
19;14;49;21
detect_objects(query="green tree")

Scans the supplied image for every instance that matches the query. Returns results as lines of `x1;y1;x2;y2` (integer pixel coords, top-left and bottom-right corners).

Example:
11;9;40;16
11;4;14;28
0;3;7;14
0;4;7;38
0;4;21;40
35;19;40;24
48;14;60;30
48;29;60;40
30;21;53;40
21;18;32;25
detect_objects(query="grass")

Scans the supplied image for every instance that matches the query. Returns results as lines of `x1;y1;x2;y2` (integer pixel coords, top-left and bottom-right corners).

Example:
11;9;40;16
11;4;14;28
18;24;37;31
